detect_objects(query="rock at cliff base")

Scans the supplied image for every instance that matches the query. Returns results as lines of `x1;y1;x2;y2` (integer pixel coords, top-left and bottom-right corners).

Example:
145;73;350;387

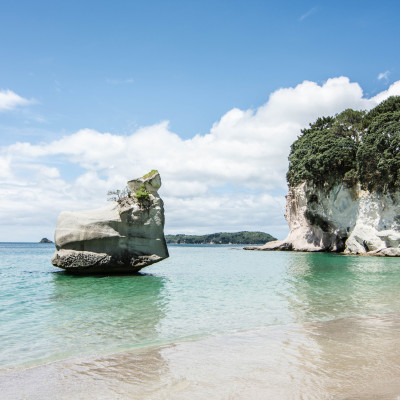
51;171;169;274
244;240;292;251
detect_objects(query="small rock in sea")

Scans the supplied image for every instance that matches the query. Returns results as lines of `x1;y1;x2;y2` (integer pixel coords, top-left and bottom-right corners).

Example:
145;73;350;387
40;238;53;243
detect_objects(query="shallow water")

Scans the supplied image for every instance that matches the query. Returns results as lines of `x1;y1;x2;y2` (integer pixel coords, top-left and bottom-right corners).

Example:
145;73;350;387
1;243;400;398
2;314;400;399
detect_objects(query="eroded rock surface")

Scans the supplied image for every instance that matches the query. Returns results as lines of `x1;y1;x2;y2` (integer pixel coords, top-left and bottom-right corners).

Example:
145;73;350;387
51;171;169;274
247;182;400;256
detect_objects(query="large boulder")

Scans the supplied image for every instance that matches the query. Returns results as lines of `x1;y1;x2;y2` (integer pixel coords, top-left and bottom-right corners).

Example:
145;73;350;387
51;171;169;274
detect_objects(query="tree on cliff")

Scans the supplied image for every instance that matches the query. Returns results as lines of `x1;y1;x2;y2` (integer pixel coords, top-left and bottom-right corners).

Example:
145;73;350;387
357;97;400;192
286;96;400;193
286;110;364;188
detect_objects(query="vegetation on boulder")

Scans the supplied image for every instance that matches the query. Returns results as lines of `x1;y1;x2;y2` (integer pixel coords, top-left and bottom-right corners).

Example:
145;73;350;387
107;187;131;203
134;184;151;203
142;169;159;179
287;96;400;193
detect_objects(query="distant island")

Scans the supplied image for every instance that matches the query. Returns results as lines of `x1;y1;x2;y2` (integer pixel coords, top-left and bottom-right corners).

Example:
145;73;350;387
39;238;53;243
165;231;277;245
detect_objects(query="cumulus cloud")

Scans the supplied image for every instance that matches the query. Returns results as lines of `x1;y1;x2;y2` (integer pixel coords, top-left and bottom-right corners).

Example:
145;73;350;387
0;89;32;112
1;77;400;241
370;80;400;104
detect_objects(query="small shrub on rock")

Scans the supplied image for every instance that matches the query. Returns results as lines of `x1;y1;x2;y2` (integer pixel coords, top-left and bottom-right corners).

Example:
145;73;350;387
134;184;151;203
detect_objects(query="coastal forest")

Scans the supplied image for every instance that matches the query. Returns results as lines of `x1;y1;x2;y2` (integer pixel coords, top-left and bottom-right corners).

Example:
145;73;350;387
165;231;277;244
286;96;400;193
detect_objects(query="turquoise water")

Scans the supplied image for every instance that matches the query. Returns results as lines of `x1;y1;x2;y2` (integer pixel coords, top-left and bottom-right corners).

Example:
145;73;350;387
1;243;400;369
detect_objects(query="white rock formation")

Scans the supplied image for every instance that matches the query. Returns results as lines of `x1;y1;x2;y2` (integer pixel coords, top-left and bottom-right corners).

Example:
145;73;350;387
252;182;400;256
51;171;169;273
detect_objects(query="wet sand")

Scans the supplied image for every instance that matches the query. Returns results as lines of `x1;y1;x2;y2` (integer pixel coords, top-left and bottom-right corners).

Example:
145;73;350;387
2;313;400;399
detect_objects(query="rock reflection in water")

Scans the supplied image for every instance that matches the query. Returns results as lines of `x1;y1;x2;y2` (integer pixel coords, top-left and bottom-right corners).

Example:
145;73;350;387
284;252;400;322
44;272;168;362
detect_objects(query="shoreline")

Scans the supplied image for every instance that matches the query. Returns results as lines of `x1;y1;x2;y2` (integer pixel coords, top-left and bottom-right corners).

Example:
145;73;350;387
244;240;400;256
2;313;400;399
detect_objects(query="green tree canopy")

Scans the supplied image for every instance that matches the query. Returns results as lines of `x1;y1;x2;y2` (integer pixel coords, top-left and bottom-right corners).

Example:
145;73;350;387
286;96;400;193
357;99;400;192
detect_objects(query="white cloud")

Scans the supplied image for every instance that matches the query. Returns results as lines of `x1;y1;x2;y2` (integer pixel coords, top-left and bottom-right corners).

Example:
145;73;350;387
370;80;400;104
0;156;12;179
0;89;32;112
1;77;400;241
378;71;390;81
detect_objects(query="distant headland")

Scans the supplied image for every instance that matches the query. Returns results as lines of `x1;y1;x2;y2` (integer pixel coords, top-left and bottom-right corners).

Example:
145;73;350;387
165;231;276;245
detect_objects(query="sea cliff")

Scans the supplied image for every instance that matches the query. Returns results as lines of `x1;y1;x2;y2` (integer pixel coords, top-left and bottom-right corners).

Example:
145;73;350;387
247;96;400;256
250;182;400;255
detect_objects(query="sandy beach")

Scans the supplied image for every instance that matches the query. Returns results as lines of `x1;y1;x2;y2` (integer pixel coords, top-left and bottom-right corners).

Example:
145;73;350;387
2;313;400;400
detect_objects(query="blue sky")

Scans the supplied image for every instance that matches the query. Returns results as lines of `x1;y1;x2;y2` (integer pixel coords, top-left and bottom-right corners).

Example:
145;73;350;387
1;0;399;141
1;0;400;240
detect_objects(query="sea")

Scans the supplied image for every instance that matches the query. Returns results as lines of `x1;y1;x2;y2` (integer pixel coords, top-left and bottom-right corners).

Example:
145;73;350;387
1;242;400;399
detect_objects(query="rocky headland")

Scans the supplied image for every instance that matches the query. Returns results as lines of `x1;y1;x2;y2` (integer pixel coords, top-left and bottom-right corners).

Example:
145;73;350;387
246;96;400;256
52;170;169;274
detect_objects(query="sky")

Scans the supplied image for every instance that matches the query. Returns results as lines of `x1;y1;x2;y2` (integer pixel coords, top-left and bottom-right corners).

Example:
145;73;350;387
1;0;400;241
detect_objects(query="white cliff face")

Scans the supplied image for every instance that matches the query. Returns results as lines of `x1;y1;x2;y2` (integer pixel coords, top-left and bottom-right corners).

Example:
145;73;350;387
51;171;169;274
344;189;400;255
283;182;357;252
258;182;400;256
